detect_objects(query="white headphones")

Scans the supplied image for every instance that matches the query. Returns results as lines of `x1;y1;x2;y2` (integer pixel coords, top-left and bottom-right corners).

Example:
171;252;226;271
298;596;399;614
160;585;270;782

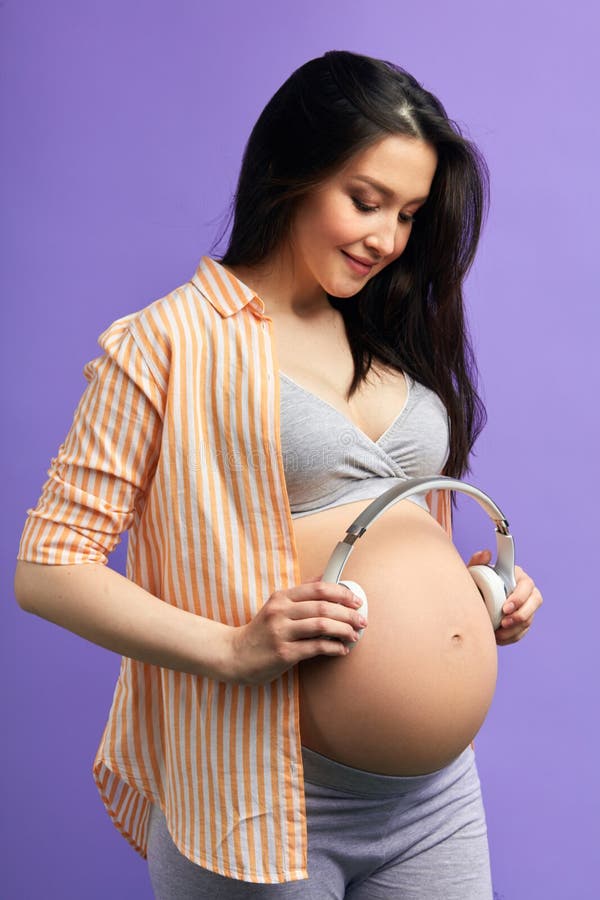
321;475;517;647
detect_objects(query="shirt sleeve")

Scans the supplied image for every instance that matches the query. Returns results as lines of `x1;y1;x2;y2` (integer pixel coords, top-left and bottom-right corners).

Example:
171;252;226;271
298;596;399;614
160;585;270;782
16;316;165;566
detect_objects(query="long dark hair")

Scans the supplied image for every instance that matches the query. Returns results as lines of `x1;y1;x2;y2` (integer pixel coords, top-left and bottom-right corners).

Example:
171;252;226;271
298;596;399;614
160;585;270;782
212;50;489;494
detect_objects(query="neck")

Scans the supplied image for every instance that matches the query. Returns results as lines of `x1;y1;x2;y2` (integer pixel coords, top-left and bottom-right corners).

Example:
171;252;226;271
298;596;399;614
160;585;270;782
221;249;331;319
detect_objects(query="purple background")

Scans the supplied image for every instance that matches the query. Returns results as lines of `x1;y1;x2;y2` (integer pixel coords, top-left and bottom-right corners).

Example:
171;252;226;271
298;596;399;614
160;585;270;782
3;2;598;898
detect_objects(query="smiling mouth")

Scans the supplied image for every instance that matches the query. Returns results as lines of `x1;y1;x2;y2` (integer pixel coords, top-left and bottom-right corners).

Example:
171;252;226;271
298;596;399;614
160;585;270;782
341;251;375;274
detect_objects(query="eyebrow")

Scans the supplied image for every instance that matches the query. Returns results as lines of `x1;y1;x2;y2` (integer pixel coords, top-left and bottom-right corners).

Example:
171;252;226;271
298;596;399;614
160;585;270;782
350;175;429;204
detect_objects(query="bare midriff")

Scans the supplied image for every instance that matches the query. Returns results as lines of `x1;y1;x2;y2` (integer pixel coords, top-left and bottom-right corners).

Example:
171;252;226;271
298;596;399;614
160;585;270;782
294;496;498;776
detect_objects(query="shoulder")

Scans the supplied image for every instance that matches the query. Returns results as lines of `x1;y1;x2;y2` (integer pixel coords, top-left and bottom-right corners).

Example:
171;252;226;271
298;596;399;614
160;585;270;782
98;277;224;372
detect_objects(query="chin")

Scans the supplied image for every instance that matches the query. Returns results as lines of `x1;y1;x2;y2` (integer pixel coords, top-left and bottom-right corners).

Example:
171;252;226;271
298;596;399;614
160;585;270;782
325;272;366;297
325;287;361;301
315;258;371;298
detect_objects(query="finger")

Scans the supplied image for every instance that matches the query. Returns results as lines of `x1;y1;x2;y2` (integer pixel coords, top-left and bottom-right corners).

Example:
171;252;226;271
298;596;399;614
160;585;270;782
502;578;537;616
498;597;540;633
507;566;533;595
467;549;492;566
292;637;352;661
500;588;542;628
502;573;532;612
496;622;531;645
291;580;363;608
287;597;367;628
288;615;361;646
500;608;531;632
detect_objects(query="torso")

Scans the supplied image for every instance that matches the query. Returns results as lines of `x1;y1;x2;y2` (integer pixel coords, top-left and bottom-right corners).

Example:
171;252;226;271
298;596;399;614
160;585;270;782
270;304;409;442
271;304;498;776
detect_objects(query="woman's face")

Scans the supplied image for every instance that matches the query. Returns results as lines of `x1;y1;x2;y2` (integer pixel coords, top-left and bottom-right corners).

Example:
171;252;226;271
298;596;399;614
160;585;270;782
288;133;438;301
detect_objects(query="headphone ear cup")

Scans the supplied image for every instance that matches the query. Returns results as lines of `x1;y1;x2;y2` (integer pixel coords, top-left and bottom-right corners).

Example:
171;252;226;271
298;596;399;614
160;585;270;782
468;565;506;631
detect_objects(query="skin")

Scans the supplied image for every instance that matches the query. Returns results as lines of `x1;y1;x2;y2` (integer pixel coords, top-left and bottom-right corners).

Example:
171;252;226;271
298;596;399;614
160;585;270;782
226;133;543;673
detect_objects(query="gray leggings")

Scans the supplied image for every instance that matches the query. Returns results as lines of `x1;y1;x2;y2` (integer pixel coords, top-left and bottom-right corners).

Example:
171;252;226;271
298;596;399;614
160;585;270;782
146;743;493;899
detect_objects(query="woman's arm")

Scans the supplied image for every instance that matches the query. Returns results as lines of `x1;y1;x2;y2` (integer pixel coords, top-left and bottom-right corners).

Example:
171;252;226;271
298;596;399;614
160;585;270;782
14;559;236;681
14;560;365;684
13;319;235;676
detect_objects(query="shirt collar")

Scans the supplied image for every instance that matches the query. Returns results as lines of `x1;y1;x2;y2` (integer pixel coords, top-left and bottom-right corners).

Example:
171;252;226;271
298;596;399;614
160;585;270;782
190;256;266;319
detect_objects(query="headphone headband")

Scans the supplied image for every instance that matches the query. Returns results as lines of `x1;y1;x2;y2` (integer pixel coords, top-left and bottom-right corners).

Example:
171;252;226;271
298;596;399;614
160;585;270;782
322;475;517;598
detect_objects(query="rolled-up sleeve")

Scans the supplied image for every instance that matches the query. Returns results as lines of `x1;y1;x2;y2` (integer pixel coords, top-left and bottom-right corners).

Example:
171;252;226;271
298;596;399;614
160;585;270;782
17;316;165;566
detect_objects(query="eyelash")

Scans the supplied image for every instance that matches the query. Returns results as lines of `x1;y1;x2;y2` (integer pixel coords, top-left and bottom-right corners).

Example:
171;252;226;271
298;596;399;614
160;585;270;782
351;197;417;224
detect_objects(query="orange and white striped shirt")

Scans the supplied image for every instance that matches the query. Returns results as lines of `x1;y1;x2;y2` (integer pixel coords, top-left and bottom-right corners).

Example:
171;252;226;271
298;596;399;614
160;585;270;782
17;255;454;884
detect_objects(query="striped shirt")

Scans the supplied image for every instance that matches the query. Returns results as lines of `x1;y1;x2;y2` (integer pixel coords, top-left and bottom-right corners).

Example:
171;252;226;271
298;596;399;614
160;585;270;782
17;255;454;884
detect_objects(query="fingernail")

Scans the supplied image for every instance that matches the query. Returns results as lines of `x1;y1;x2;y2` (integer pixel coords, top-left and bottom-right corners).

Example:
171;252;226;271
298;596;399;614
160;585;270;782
358;616;368;627
504;601;515;614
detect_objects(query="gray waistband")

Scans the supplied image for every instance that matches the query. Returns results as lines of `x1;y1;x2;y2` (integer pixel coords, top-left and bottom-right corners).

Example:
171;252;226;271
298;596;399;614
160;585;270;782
300;743;474;798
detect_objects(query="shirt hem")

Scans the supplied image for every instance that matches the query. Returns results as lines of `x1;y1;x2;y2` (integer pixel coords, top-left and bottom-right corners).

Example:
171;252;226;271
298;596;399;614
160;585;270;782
93;754;310;884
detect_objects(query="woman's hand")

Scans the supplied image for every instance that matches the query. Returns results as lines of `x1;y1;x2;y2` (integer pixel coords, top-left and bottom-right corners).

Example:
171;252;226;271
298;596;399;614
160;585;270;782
468;550;543;645
228;575;368;685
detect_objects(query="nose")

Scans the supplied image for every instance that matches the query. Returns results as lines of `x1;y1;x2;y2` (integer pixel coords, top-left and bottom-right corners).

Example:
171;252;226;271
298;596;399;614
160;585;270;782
364;214;400;259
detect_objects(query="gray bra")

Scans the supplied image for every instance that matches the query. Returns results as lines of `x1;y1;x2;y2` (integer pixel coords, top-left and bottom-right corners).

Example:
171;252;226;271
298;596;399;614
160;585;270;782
279;370;450;518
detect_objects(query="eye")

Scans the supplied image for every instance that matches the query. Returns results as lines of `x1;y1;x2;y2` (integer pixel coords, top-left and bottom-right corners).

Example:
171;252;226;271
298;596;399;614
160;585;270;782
352;197;417;225
352;197;378;213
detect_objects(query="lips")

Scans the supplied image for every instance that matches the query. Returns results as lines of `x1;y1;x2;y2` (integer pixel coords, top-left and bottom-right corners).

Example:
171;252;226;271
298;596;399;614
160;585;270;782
342;251;375;275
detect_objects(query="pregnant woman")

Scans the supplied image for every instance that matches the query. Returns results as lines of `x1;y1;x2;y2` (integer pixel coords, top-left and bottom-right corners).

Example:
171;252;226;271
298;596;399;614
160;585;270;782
14;51;543;898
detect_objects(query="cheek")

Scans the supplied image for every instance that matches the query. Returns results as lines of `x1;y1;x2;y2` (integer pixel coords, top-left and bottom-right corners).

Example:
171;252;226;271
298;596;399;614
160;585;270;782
302;217;350;254
297;202;338;246
325;209;361;244
312;196;355;240
296;196;366;249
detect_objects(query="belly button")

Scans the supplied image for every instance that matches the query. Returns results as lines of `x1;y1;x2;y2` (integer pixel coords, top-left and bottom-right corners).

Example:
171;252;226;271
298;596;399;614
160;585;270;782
451;633;463;644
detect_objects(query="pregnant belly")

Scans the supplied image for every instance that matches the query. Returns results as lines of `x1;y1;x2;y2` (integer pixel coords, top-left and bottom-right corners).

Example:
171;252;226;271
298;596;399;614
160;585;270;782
293;496;498;775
